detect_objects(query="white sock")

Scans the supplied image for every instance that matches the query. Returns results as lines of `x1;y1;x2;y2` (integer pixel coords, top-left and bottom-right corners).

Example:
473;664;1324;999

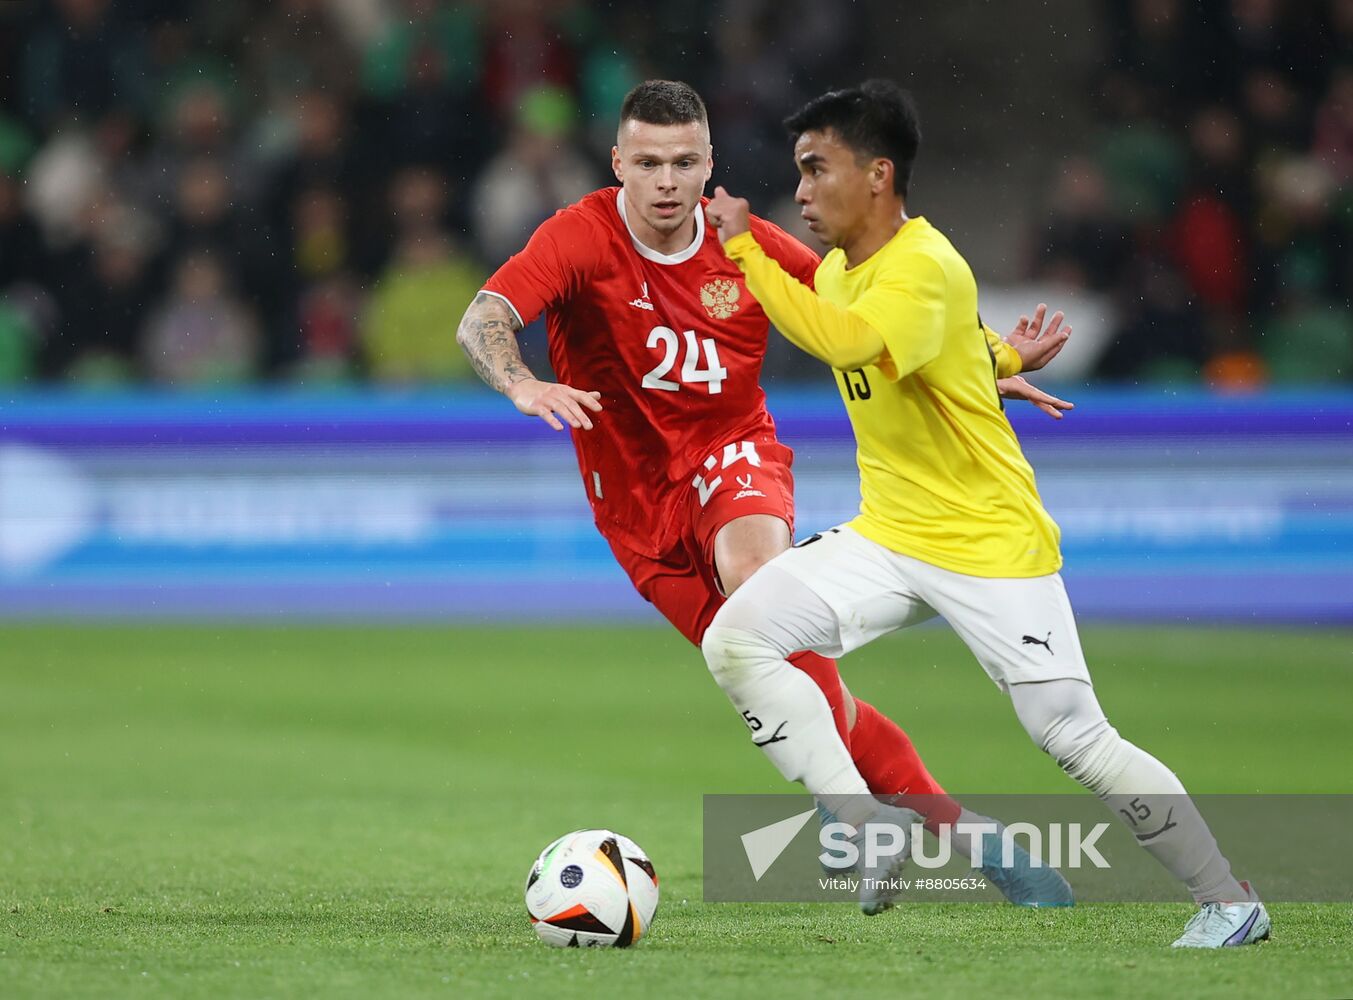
702;622;875;826
1010;679;1246;903
1060;728;1246;903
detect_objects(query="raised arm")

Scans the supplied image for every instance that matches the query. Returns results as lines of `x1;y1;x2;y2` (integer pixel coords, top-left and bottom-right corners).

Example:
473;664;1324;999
706;190;893;371
456;292;602;432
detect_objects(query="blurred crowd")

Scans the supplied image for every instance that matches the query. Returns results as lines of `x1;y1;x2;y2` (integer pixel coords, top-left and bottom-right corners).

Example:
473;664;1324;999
1033;0;1353;385
0;0;1348;388
0;0;857;386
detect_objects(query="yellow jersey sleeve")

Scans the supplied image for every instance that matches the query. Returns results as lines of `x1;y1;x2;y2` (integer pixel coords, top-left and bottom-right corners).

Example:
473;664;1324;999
983;323;1022;378
724;231;1021;382
722;230;885;371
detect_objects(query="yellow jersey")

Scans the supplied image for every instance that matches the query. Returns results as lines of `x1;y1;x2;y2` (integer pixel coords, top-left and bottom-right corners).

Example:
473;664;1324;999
724;217;1061;577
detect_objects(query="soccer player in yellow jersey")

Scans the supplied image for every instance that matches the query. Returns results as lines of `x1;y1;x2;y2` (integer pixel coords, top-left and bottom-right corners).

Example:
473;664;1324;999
700;80;1269;948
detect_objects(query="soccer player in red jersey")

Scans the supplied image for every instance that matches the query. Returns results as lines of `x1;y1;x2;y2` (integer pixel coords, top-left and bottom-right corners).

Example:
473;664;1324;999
456;81;1072;904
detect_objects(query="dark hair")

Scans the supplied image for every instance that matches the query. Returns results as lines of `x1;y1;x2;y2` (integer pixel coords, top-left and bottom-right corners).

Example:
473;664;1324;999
783;80;921;198
619;80;708;131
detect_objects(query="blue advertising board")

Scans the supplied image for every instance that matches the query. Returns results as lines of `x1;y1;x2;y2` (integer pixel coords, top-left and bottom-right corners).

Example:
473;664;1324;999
1;388;1349;623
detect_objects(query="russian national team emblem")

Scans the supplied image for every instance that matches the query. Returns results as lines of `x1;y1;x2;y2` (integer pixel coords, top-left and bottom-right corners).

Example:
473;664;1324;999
700;279;741;320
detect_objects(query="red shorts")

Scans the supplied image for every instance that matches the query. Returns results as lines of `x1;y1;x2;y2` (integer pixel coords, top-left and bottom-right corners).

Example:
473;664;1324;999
607;434;796;646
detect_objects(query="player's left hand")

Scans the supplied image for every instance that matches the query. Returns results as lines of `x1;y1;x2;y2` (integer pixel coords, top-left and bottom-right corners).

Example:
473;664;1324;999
705;186;751;243
997;375;1074;420
1006;303;1071;373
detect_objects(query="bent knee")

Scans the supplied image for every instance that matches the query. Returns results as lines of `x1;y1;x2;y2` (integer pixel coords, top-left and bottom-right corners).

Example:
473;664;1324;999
716;555;763;597
717;543;786;596
1046;724;1122;789
714;515;790;595
701;623;772;687
1041;721;1103;764
1011;679;1110;762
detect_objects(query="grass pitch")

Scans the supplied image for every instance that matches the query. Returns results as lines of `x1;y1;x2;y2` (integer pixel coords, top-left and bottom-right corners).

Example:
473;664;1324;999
2;623;1351;998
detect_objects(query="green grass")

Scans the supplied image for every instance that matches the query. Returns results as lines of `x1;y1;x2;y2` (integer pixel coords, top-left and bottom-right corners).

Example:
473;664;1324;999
2;623;1351;998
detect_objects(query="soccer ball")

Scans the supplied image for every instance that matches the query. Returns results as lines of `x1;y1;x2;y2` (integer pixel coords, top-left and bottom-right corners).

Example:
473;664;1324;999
524;829;659;947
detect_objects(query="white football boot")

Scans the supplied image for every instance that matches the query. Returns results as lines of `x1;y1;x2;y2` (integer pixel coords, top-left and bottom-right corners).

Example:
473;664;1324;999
1171;881;1271;948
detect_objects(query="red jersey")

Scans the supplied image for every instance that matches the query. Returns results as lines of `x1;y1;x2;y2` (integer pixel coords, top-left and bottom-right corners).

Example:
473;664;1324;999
482;187;820;558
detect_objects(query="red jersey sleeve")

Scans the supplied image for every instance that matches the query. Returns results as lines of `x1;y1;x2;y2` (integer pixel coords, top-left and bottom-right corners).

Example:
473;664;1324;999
481;206;605;325
749;216;821;290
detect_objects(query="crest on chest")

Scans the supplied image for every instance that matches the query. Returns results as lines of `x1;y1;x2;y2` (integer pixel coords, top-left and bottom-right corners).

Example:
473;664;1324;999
700;279;741;320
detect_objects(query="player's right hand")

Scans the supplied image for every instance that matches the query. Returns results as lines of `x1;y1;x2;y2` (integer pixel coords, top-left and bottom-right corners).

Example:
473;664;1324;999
507;378;603;431
706;186;751;243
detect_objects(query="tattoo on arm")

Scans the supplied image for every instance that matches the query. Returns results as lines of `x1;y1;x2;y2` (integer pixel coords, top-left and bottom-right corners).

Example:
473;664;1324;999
456;292;535;393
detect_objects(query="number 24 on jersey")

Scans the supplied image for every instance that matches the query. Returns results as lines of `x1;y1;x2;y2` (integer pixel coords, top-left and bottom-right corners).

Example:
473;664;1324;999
641;326;728;395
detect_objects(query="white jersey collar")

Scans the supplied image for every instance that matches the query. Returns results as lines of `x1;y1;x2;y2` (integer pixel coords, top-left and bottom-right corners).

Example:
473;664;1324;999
615;187;704;265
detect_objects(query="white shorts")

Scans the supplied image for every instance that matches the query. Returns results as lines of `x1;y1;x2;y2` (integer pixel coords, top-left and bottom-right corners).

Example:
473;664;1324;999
761;525;1091;689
